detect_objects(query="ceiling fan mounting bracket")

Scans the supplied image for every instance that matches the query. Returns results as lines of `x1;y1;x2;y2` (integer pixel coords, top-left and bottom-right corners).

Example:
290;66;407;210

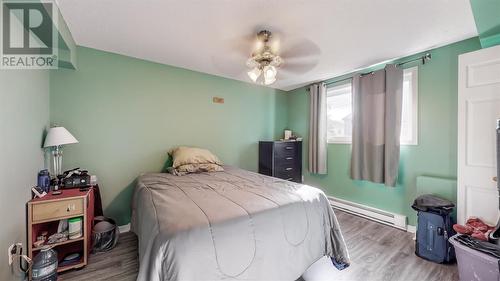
257;30;272;43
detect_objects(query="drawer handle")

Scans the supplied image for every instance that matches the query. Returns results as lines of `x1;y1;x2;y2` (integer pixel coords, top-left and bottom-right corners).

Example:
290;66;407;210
66;206;71;212
285;157;293;160
286;177;293;181
285;167;293;171
285;146;293;150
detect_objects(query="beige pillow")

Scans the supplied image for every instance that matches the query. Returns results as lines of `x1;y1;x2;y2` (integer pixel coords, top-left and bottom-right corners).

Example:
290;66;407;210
169;146;223;169
169;163;224;176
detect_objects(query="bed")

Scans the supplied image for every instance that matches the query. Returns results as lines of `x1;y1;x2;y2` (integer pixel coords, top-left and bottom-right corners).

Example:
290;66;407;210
131;166;349;281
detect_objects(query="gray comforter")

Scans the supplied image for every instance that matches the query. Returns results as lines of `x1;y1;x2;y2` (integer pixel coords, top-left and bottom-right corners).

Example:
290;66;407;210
131;166;349;281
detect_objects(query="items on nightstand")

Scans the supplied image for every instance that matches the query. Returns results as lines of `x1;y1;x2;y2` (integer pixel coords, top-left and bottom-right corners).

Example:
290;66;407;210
33;239;44;248
68;217;83;239
37;170;51;193
61;168;92;189
31;186;47;199
34;231;49;248
47;232;68;245
57;219;68;233
59;252;82;267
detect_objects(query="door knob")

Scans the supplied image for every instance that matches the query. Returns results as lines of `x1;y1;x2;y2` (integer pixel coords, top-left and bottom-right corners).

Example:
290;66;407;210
494;176;498;182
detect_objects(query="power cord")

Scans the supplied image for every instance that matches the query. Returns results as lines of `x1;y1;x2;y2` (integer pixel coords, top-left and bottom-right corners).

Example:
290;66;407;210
18;246;32;273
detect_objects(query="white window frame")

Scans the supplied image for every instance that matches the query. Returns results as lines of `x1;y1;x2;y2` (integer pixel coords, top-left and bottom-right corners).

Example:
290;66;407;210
326;66;419;145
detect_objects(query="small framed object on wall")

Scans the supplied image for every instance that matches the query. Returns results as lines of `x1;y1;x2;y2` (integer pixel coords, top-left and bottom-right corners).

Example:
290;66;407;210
212;97;224;104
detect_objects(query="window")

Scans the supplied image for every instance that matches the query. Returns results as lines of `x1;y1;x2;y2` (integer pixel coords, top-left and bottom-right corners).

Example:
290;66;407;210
326;83;353;143
400;67;418;145
326;66;418;145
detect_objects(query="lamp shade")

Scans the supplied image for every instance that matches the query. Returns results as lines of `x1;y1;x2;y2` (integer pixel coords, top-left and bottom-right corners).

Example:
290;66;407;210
43;127;79;148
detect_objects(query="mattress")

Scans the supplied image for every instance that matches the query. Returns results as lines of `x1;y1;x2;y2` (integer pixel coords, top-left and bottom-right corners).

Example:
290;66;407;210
131;166;349;281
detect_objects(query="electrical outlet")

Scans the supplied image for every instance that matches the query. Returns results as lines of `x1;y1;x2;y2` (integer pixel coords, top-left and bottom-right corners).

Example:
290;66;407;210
8;243;22;266
8;244;16;266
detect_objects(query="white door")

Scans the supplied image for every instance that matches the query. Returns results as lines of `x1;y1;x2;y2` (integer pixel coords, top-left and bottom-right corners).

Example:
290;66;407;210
458;45;500;225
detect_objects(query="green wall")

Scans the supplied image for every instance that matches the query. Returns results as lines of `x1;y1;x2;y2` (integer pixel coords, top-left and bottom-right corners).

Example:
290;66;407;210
50;47;288;225
0;70;49;280
286;38;481;225
470;0;500;48
50;38;482;227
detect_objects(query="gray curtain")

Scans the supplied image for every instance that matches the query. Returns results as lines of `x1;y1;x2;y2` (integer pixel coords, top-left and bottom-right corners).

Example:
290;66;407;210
309;83;328;174
350;64;403;186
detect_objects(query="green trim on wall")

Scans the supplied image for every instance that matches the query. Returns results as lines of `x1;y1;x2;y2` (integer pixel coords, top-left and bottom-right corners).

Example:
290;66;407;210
286;37;481;225
50;46;288;225
470;0;500;48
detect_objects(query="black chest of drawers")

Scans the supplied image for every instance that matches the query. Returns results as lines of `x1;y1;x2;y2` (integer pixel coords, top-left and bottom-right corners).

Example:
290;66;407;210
258;141;302;183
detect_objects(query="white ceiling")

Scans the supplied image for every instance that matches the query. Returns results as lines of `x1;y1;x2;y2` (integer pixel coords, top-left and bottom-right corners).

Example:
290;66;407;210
56;0;478;91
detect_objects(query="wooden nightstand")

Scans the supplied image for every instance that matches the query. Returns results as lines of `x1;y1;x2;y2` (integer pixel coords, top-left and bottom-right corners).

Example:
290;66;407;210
27;188;95;277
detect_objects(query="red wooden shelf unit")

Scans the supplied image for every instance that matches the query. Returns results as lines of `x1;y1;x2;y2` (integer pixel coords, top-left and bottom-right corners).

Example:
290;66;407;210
27;188;95;278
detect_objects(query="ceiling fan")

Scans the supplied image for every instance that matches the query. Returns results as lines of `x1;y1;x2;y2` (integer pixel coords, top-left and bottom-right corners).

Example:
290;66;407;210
211;30;320;86
246;30;282;85
244;30;321;86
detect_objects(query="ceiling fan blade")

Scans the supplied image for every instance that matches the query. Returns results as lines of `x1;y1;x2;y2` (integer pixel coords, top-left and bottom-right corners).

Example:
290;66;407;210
228;39;254;58
211;55;247;76
281;60;319;74
280;38;321;60
211;33;256;76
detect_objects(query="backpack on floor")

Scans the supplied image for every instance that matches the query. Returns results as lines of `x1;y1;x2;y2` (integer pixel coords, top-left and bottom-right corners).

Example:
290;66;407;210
412;194;456;264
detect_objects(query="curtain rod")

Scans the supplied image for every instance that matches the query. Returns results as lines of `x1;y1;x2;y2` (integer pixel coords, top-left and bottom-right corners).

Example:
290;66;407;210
308;53;432;89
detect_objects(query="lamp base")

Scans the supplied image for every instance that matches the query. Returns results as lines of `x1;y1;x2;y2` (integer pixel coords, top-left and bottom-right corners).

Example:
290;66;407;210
51;146;64;177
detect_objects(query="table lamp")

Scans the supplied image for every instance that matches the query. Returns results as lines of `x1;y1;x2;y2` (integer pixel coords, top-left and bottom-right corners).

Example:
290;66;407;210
43;126;79;177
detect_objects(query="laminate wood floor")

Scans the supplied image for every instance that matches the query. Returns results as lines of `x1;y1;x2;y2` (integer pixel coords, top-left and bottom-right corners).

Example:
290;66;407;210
300;211;458;281
59;231;139;281
60;211;459;281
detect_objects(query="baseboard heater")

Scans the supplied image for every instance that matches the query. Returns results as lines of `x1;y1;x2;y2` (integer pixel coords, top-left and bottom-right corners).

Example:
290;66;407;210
328;196;407;231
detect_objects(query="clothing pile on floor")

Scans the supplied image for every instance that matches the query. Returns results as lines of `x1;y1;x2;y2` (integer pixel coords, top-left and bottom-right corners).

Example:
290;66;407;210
453;217;496;241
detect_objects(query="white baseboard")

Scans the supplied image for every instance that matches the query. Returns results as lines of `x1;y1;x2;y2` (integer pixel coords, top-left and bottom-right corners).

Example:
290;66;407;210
406;225;416;233
118;223;131;233
329;196;407;231
407;225;417;240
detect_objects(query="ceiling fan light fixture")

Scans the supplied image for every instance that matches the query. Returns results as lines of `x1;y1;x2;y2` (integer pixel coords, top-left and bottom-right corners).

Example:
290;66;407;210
247;67;262;83
246;30;282;86
264;76;276;85
263;65;277;80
